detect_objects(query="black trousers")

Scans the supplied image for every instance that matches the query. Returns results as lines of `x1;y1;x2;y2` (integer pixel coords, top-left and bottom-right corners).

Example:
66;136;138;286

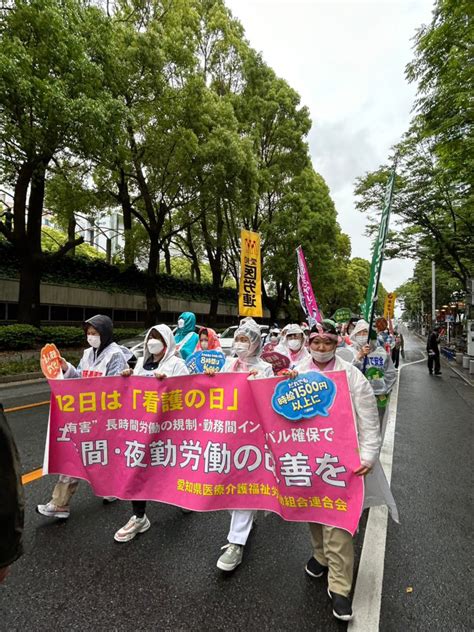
391;348;400;368
427;353;441;374
132;500;146;517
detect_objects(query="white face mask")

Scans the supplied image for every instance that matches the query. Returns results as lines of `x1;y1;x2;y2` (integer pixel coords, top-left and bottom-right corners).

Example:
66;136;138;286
311;349;335;363
87;334;101;349
200;341;209;350
177;318;185;329
288;339;302;351
234;342;250;356
147;339;165;355
354;335;368;346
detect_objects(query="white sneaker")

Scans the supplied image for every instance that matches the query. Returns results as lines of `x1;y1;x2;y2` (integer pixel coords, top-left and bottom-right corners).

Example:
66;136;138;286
36;502;70;519
216;543;243;571
114;515;151;542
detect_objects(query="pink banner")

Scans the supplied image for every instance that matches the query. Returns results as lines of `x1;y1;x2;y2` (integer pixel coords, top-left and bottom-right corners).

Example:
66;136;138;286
296;245;322;327
46;371;364;534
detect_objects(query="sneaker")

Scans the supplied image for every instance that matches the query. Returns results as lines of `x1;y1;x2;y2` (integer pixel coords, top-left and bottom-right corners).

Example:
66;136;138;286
216;543;243;571
181;507;193;514
327;588;353;622
305;556;328;578
36;502;70;519
114;515;151;542
434;372;442;376
102;496;118;504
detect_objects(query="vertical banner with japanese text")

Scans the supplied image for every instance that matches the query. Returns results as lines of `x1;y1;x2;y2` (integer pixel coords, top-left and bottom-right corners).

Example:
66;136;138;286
383;293;396;319
239;229;263;318
296;246;322;327
45;371;364;534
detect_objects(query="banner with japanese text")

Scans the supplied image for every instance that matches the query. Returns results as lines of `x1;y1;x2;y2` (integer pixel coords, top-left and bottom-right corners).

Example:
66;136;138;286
296;246;322;327
383;293;396;319
45;371;364;534
238;229;263;317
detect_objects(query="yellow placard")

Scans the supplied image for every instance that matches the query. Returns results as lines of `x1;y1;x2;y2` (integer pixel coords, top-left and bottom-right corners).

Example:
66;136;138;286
238;229;263;317
383;292;396;319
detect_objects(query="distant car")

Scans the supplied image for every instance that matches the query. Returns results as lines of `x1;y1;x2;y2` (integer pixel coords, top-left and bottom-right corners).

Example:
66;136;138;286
219;325;269;356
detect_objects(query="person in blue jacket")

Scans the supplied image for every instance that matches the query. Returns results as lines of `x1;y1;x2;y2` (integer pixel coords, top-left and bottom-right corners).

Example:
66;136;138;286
174;312;199;360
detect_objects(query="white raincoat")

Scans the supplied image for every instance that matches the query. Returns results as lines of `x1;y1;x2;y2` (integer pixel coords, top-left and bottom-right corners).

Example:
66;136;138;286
134;325;189;378
295;353;399;521
222;318;273;378
274;323;309;368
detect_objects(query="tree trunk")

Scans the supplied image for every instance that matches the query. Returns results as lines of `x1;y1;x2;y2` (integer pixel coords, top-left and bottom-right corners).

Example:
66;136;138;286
17;253;42;326
163;240;172;275
117;169;135;267
145;236;161;327
17;163;47;326
186;226;201;283
67;214;77;256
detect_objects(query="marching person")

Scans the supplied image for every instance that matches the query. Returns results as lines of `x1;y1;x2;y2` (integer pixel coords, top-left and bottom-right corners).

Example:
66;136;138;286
0;405;24;583
196;326;222;352
37;315;132;520
426;324;442;375
174;312;199;360
294;320;392;622
114;324;189;542
215;318;273;572
349;319;397;432
274;323;309;367
263;326;281;352
391;329;404;369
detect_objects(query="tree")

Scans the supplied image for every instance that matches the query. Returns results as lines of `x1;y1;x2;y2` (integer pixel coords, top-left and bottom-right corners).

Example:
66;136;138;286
355;0;472;297
0;0;123;325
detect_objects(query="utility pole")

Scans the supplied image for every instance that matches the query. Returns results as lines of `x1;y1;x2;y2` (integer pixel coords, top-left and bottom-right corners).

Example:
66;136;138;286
421;299;424;335
432;260;436;325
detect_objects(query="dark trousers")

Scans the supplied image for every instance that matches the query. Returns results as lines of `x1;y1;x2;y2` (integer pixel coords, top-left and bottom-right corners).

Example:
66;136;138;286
427;353;441;374
391;348;400;368
132;500;147;517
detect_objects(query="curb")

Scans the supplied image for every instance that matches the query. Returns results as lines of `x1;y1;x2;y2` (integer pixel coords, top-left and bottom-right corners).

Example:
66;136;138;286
0;372;45;385
413;331;472;387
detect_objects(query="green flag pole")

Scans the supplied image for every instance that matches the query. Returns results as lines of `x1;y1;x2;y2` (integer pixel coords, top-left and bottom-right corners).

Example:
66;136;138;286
363;158;397;368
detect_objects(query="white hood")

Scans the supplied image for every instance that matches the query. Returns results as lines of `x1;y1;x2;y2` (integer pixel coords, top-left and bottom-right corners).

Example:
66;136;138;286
142;324;177;366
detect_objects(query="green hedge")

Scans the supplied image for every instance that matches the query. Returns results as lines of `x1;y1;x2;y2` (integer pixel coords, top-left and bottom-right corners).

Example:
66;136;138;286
0;240;238;303
0;324;144;351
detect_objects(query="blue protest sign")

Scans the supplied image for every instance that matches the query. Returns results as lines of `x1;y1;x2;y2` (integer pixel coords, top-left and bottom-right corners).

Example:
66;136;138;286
271;371;337;421
186;350;226;374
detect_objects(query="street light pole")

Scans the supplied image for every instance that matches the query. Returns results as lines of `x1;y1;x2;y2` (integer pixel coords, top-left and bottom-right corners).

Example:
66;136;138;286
432;260;436;325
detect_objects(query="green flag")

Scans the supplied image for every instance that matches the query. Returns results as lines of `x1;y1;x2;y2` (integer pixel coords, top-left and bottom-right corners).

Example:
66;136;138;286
363;163;397;324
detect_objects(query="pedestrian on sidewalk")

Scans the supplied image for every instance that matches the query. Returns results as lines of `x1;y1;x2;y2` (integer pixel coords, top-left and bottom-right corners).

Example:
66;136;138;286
36;315;133;520
114;324;189;543
427;325;442;375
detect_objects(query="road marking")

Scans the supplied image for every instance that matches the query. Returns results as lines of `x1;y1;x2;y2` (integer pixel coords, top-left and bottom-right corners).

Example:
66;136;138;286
22;468;43;485
348;353;426;631
4;400;50;414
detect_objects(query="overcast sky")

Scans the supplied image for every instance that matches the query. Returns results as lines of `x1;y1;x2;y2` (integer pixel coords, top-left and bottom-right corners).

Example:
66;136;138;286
226;0;435;292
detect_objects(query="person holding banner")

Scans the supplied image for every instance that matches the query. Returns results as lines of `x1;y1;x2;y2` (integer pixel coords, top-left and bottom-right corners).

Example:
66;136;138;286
350;319;397;432
174;312;199;360
262;326;281;352
216;318;273;572
37;315;132;520
294;320;392;622
115;324;189;542
274;324;309;367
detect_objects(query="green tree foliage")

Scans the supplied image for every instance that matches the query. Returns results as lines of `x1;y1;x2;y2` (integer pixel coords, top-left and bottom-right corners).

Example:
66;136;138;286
355;0;472;316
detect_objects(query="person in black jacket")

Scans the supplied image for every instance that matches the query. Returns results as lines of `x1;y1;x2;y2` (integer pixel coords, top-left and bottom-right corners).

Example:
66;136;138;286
427;325;442;375
0;404;24;582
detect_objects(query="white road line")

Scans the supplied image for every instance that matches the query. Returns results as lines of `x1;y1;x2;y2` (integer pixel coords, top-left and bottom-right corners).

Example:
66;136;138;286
348;354;426;631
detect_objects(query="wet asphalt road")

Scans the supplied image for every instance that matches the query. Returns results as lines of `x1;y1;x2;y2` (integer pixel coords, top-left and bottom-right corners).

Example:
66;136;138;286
0;331;471;631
